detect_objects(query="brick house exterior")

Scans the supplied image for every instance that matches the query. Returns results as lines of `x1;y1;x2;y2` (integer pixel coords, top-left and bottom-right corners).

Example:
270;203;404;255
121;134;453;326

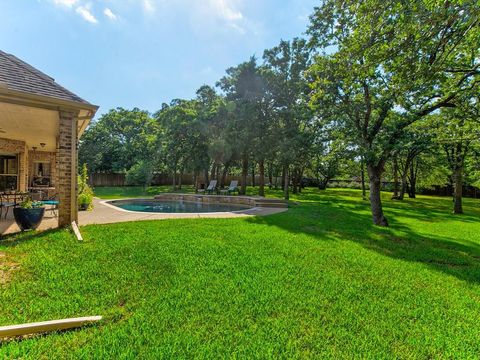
0;50;98;227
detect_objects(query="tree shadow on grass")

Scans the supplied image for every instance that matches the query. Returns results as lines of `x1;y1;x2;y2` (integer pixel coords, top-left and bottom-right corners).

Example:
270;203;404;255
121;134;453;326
0;228;63;248
248;193;480;284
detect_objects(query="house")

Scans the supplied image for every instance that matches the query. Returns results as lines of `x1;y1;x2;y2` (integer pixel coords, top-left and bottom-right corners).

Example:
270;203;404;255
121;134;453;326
0;50;98;228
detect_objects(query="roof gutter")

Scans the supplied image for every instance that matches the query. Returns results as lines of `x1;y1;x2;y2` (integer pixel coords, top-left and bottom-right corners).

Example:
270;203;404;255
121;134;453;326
0;87;98;113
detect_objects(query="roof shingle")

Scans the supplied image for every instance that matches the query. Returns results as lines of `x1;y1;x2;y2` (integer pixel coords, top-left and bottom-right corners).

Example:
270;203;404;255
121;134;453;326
0;50;92;106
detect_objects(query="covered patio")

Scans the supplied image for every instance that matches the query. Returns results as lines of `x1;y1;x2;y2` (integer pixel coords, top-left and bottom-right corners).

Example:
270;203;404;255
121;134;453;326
0;50;97;234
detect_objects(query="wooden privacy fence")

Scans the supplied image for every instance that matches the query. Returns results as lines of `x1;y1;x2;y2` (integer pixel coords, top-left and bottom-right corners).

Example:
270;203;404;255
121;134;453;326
89;172;271;187
89;173;126;187
89;173;479;198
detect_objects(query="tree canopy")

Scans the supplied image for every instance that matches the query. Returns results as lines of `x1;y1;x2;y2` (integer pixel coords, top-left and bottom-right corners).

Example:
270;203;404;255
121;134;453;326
80;1;480;226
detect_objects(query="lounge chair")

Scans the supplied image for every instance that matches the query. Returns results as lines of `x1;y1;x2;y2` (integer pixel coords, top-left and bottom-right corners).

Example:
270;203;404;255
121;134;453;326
198;180;217;195
220;180;239;195
206;180;218;195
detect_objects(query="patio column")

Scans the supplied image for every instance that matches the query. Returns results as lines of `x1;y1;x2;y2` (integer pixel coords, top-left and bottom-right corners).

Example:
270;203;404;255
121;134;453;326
57;109;79;227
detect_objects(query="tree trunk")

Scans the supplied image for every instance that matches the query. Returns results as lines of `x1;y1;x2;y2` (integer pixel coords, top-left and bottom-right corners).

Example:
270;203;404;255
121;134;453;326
204;168;209;187
283;165;289;200
407;160;417;198
298;168;303;193
193;171;198;193
210;163;217;182
274;169;278;189
221;165;229;188
398;156;414;201
268;164;273;189
292;169;298;194
392;155;399;199
251;164;255;187
398;175;407;200
407;181;416;198
281;166;286;189
319;178;329;190
361;159;366;200
241;156;248;195
453;166;463;214
259;159;265;197
172;171;176;190
367;164;388;226
178;170;183;190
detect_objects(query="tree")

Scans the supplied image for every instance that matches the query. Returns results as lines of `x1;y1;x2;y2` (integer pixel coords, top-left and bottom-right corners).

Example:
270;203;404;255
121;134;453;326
126;160;154;188
435;101;480;213
155;100;197;190
79;108;157;173
308;0;480;226
193;85;222;190
311;124;349;190
393;123;433;200
263;38;313;199
218;57;265;195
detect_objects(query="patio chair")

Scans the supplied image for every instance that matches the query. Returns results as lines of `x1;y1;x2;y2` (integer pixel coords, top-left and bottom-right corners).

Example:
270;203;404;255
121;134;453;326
219;180;239;195
0;192;20;219
40;193;59;216
199;180;217;195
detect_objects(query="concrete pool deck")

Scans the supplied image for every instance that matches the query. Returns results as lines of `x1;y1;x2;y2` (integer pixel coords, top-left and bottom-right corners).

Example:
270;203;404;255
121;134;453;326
1;197;288;235
81;198;287;226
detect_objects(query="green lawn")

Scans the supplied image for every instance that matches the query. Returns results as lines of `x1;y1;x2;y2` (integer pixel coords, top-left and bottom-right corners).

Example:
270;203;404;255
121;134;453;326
1;188;480;358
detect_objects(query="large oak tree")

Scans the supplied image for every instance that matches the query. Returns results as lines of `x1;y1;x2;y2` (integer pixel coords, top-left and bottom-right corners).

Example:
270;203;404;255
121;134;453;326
308;0;479;226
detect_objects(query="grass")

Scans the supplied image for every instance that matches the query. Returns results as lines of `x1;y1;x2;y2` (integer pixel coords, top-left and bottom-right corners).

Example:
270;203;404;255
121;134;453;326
1;188;480;358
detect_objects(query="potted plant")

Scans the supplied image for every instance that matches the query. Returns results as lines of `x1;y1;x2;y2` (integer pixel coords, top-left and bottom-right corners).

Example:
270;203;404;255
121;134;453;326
77;163;94;211
13;198;45;231
78;193;92;211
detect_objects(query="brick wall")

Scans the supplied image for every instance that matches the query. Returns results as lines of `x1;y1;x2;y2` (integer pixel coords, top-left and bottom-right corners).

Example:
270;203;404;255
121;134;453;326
57;110;78;226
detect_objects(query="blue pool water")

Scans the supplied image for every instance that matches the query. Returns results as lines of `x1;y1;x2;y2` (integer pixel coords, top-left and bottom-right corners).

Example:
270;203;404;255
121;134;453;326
109;199;251;213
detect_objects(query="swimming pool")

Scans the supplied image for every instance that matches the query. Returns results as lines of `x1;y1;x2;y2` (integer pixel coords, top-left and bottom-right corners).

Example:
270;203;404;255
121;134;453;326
108;199;252;213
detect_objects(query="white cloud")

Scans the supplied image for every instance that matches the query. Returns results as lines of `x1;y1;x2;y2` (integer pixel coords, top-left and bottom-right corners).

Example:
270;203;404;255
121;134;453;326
209;0;243;21
76;6;98;24
103;8;117;21
52;0;78;7
229;22;246;34
142;0;155;13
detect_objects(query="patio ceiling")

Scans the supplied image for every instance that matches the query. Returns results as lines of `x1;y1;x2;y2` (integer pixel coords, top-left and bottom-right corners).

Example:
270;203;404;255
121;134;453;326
0;102;58;152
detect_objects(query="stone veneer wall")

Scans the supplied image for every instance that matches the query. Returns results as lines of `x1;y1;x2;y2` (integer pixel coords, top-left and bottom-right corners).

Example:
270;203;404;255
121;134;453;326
57;110;78;226
0;137;28;191
28;151;57;187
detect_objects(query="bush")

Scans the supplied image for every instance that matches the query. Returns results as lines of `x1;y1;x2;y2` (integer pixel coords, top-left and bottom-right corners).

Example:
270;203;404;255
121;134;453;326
126;161;154;187
327;181;366;190
78;164;94;211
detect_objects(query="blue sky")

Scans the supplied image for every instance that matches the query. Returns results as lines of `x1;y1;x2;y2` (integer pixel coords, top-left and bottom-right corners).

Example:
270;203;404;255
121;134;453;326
0;0;318;118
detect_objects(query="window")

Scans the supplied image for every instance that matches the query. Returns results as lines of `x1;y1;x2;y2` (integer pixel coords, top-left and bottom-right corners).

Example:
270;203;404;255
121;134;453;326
0;155;18;191
34;162;51;177
32;161;51;187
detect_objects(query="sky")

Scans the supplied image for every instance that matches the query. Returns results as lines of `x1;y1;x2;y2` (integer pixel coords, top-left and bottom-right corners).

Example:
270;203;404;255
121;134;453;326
0;0;318;118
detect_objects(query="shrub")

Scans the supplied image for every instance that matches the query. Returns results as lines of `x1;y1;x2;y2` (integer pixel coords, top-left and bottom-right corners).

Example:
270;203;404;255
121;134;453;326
126;161;154;187
78;163;94;211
